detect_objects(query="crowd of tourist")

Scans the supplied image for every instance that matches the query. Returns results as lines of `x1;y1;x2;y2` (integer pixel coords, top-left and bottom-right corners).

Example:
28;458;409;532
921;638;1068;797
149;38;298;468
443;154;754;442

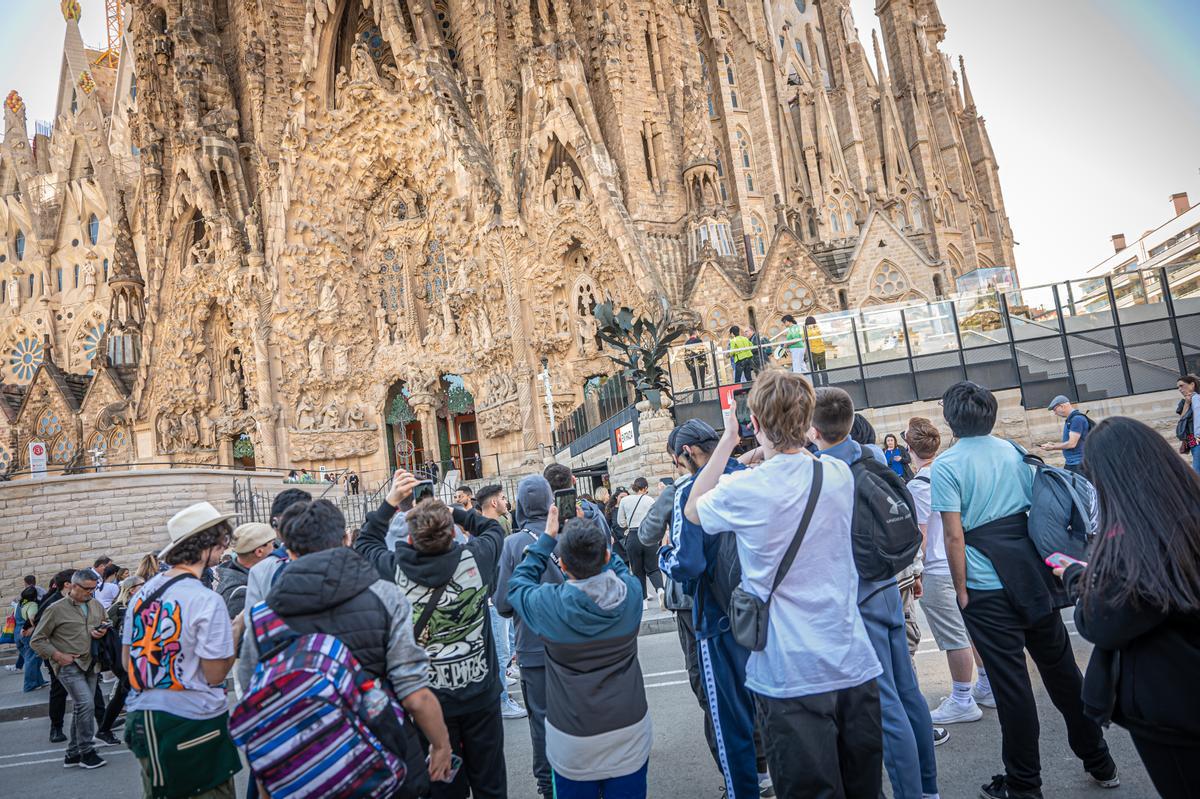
5;368;1200;799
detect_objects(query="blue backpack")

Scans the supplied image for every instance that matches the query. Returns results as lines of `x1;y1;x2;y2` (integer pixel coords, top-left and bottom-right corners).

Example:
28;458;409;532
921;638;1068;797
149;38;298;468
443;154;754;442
1010;442;1097;560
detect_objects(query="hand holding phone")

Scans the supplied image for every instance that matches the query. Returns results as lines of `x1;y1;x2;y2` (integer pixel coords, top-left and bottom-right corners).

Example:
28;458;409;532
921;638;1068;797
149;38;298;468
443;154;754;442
553;488;578;524
412;480;435;504
1044;552;1086;570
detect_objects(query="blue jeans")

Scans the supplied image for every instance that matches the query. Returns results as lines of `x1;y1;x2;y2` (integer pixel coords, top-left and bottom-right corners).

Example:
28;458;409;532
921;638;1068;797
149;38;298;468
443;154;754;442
490;604;512;704
17;635;47;691
859;582;938;799
552;760;648;799
1192;445;1200;474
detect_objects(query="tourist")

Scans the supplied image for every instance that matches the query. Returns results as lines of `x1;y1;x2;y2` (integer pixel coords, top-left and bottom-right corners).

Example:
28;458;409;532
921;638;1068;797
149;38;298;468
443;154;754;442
454;484;474;510
883;433;913;480
1175;374;1200;472
904;417;991;725
934;381;1117;798
1039;395;1090;474
658;419;767;799
683;328;709;390
809;387;941;799
1055;417;1200;798
16;585;47;692
35;567;104;744
805;316;827;383
238;498;452;787
132;553;160;583
346;469;360;495
122;502;242;795
781;314;810;376
729;325;754;383
354;471;507;799
544;463;612;551
30;568;109;770
616;477;664;609
216;522;276;621
284;469;298;483
507;510;652;799
25;573;46;601
494;475;563;799
604;487;630;562
850;412;888;465
95;574;144;746
747;325;771;376
684;370;884;797
475;484;524;719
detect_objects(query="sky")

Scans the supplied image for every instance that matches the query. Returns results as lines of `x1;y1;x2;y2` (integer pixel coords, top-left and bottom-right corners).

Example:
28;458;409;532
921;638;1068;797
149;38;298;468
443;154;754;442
2;1;1199;284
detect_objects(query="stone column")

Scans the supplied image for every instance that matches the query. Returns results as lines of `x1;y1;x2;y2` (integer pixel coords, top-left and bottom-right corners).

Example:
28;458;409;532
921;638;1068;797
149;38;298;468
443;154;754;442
407;393;443;477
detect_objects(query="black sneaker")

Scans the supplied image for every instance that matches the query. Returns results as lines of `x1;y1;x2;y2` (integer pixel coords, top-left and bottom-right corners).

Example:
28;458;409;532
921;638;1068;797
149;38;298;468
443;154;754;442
980;774;1043;799
95;730;120;746
79;750;106;770
63;753;81;768
933;726;950;746
49;727;67;743
1088;759;1121;789
110;716;125;730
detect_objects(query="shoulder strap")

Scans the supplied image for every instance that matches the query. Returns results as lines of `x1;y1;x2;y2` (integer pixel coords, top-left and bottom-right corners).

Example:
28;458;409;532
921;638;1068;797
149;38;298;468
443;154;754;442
768;460;823;602
909;475;931;485
413;585;447;642
1009;438;1045;467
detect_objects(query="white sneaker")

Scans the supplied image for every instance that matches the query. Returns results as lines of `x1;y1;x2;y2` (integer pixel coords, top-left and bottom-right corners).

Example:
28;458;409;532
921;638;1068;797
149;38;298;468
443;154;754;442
500;699;527;719
656;587;666;611
506;665;520;682
929;695;983;724
972;683;997;708
505;674;518;687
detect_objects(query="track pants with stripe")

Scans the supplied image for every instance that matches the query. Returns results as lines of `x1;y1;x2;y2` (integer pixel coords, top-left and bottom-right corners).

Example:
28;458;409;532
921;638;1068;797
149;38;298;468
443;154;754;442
697;630;759;799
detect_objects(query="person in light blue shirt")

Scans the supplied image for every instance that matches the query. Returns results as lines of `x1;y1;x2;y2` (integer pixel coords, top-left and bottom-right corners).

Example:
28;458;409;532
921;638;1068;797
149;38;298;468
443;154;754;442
934;382;1115;799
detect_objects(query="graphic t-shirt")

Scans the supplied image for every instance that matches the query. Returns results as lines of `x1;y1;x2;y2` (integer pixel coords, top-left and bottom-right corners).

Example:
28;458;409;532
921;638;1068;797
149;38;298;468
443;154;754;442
123;572;234;720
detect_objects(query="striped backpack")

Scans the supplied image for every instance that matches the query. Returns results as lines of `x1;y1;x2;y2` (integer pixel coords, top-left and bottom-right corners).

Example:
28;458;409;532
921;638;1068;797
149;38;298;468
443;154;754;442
230;602;413;799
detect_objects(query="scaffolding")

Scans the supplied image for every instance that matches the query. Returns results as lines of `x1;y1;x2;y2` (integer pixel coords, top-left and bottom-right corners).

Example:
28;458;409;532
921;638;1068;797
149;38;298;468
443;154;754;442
92;0;124;70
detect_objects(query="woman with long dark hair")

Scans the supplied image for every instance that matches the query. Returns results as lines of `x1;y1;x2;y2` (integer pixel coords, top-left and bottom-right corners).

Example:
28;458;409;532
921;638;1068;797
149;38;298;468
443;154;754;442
1054;417;1200;797
882;433;913;480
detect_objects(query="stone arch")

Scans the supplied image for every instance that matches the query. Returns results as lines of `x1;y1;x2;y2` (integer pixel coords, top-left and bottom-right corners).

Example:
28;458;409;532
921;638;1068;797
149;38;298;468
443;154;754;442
775;276;816;317
706;304;732;336
324;0;398;108
869;260;912;299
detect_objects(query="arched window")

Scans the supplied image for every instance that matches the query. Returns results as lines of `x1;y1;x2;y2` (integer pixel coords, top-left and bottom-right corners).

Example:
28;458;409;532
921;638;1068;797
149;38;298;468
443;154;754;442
434;3;460;70
699;51;715;116
843;199;856;233
28;274;35;296
87;214;100;245
56;268;63;293
830;206;842;234
14;230;24;261
751;215;767;258
909;197;924;230
794;39;805;63
714;152;729;203
795;0;807;11
423;240;447;301
73;264;80;287
102;258;109;281
724;53;739;108
736;130;754;192
0;279;5;302
942;193;955;226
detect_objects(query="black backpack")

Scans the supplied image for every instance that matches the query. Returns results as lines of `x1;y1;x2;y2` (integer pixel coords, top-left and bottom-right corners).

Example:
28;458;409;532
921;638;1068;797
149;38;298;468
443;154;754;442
850;456;923;581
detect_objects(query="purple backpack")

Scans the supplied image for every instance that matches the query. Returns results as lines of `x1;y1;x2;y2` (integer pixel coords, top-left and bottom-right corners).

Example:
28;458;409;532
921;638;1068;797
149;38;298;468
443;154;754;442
230;602;411;799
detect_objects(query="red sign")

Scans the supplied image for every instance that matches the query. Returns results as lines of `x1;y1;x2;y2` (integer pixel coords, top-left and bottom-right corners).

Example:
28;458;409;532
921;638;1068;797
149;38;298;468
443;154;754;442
717;383;746;414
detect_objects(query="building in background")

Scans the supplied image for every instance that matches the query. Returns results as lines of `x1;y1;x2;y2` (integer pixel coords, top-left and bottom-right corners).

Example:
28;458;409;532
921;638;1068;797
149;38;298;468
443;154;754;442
0;0;1016;479
1089;192;1200;277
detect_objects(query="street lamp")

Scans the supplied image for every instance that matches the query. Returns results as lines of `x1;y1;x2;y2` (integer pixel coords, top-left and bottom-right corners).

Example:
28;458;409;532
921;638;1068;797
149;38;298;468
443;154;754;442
539;356;555;433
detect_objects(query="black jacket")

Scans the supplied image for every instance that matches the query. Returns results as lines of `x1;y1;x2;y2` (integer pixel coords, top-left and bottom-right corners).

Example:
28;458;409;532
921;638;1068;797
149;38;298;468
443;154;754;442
215;559;251;619
265;547;392;679
355;501;505;716
1065;564;1200;745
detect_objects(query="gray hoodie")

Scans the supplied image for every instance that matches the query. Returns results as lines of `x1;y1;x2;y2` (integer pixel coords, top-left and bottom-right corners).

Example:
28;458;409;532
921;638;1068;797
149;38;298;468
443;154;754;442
494;475;563;668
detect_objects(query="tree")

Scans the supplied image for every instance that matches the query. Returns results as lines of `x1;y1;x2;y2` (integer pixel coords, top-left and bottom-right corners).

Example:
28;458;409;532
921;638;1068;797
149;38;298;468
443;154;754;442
593;296;686;409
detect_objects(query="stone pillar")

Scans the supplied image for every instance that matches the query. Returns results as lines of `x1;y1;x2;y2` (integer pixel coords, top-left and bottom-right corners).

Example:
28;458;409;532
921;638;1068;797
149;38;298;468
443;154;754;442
408;393;443;477
631;399;678;485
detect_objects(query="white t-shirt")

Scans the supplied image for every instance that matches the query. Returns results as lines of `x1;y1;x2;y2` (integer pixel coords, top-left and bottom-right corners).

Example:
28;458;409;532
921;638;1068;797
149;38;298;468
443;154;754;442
697;452;882;699
617;492;653;531
123;572;234;719
95;581;120;609
909;465;948;576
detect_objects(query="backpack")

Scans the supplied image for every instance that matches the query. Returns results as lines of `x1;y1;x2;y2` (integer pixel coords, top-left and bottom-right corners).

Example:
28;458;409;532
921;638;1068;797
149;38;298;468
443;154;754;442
849;456;923;581
230;602;422;799
1010;442;1097;561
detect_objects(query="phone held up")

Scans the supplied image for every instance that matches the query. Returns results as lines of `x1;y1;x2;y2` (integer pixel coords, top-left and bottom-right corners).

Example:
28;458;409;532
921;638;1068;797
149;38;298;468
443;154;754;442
731;387;755;439
554;487;578;523
412;480;436;504
1044;551;1087;570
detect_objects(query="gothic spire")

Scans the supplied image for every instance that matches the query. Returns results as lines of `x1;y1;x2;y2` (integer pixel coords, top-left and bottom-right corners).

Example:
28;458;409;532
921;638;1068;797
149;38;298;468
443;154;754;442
959;56;977;113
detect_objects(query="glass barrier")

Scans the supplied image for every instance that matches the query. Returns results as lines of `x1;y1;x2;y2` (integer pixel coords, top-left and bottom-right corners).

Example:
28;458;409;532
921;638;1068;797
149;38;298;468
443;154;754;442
1060;277;1114;331
812;313;861;371
857;307;908;364
1006;285;1061;339
905;301;960;357
954;291;1008;348
1167;260;1200;316
1111;269;1168;324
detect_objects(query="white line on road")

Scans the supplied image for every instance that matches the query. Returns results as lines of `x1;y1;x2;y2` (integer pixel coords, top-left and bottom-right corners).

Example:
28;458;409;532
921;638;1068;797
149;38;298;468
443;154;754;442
0;748;134;769
643;670;686;679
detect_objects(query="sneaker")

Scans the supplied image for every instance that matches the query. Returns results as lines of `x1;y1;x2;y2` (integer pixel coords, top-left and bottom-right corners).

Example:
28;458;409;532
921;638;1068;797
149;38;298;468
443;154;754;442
657;587;667;611
1088;760;1120;789
49;727;67;743
930;696;984;724
110;716;125;730
973;683;997;708
932;727;950;747
506;665;520;682
501;699;528;719
79;750;107;770
63;753;81;768
95;730;120;746
759;776;776;797
979;774;1042;799
505;674;518;687
4;664;17;672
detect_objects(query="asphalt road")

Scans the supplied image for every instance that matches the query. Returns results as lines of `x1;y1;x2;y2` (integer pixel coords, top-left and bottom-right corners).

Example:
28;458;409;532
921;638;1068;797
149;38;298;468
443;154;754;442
0;612;1158;798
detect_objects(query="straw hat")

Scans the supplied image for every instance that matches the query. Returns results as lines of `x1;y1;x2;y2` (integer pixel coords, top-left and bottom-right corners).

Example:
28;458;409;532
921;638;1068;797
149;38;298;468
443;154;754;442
159;502;236;560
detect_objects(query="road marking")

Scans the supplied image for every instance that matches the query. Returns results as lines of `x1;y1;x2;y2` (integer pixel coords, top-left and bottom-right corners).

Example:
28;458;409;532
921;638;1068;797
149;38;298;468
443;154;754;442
643;669;686;679
0;748;134;769
644;680;690;690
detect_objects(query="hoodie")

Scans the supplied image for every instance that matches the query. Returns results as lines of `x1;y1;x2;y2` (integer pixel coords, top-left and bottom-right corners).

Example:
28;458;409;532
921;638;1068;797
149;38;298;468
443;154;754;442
240;547;430;701
507;532;651;782
354;500;504;717
494;475;563;668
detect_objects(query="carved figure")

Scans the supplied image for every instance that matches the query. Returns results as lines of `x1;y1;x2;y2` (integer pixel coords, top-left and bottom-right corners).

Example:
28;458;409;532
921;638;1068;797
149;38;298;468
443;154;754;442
156;413;173;452
181;410;200;449
321;400;341;430
81;261;97;299
296;397;317;430
332;341;351;379
577;313;599;356
194;356;212;402
6;277;18;312
375;294;392;344
318;279;339;325
346;405;368;429
307;335;326;378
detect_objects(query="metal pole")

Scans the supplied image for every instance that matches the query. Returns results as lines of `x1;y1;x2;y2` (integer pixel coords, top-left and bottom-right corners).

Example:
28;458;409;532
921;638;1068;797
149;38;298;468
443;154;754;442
1159;267;1188;375
949;299;969;383
849;316;870;408
1104;276;1134;396
899;308;920;401
1052;284;1082;403
998;292;1025;406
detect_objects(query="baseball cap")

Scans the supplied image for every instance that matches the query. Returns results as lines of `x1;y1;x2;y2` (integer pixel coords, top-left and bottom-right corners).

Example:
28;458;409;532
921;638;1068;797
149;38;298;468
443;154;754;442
1047;394;1070;411
668;419;720;456
232;522;276;554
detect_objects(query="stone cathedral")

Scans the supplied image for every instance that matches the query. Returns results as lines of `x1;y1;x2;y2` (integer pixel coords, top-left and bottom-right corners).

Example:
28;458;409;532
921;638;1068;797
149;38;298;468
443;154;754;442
0;0;1014;481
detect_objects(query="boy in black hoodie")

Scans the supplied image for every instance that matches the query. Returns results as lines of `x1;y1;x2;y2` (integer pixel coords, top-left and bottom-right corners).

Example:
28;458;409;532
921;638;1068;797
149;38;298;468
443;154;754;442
355;470;507;799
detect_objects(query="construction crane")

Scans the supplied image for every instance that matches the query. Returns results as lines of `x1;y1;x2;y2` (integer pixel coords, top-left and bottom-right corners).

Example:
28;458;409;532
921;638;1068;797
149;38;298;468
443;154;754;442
92;0;125;70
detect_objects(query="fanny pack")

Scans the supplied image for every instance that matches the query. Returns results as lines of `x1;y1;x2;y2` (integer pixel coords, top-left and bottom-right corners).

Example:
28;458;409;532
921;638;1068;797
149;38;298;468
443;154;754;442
126;709;241;798
729;461;823;651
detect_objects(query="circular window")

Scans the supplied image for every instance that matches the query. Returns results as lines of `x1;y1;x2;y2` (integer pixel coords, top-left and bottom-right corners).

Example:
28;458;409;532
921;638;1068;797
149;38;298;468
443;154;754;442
0;444;10;472
109;426;128;450
10;337;45;383
706;306;731;334
50;435;76;465
777;278;815;314
37;408;63;438
872;263;909;297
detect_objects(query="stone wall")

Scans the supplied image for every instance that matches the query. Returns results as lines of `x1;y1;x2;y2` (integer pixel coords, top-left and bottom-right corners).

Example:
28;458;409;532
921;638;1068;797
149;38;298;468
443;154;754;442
0;469;306;592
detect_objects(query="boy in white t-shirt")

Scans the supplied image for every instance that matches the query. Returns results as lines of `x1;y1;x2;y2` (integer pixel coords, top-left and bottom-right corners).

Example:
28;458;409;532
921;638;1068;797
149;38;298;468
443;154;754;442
683;370;882;797
904;417;991;725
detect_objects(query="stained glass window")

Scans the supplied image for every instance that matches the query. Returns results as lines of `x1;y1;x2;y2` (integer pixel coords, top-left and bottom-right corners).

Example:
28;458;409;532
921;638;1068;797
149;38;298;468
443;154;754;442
423;240;446;301
109;426;128;450
38;408;62;438
50;434;76;465
0;444;10;473
375;246;406;313
87;432;107;454
88;214;100;245
83;323;106;374
10;337;44;383
14;230;24;261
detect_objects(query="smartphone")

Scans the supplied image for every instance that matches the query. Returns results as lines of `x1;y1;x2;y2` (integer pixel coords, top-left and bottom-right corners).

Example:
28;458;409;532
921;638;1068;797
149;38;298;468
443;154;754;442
428;753;464;783
1044;552;1086;570
731;387;754;438
412;480;435;504
554;487;578;522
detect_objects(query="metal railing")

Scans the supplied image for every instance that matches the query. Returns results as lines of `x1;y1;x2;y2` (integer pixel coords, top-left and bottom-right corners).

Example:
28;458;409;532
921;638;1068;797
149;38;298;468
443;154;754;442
232;476;390;530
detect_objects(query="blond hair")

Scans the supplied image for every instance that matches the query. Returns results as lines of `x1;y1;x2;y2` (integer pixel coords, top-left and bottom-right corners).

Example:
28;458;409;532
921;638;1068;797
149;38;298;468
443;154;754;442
748;369;815;451
905;416;942;459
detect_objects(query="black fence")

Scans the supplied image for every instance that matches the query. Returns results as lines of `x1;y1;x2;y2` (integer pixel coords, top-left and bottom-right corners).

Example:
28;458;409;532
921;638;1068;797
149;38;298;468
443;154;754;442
232;477;390;530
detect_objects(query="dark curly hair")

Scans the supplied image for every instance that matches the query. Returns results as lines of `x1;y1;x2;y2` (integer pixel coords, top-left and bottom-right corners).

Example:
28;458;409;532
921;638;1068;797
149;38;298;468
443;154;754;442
278;499;346;555
163;521;233;566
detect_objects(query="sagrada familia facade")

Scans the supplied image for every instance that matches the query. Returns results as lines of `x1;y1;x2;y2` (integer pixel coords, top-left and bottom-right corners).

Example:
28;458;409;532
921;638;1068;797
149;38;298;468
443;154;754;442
0;0;1014;481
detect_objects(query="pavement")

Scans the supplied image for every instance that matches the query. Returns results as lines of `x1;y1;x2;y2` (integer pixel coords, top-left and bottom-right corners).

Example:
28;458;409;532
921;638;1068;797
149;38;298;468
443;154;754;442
0;609;1159;798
